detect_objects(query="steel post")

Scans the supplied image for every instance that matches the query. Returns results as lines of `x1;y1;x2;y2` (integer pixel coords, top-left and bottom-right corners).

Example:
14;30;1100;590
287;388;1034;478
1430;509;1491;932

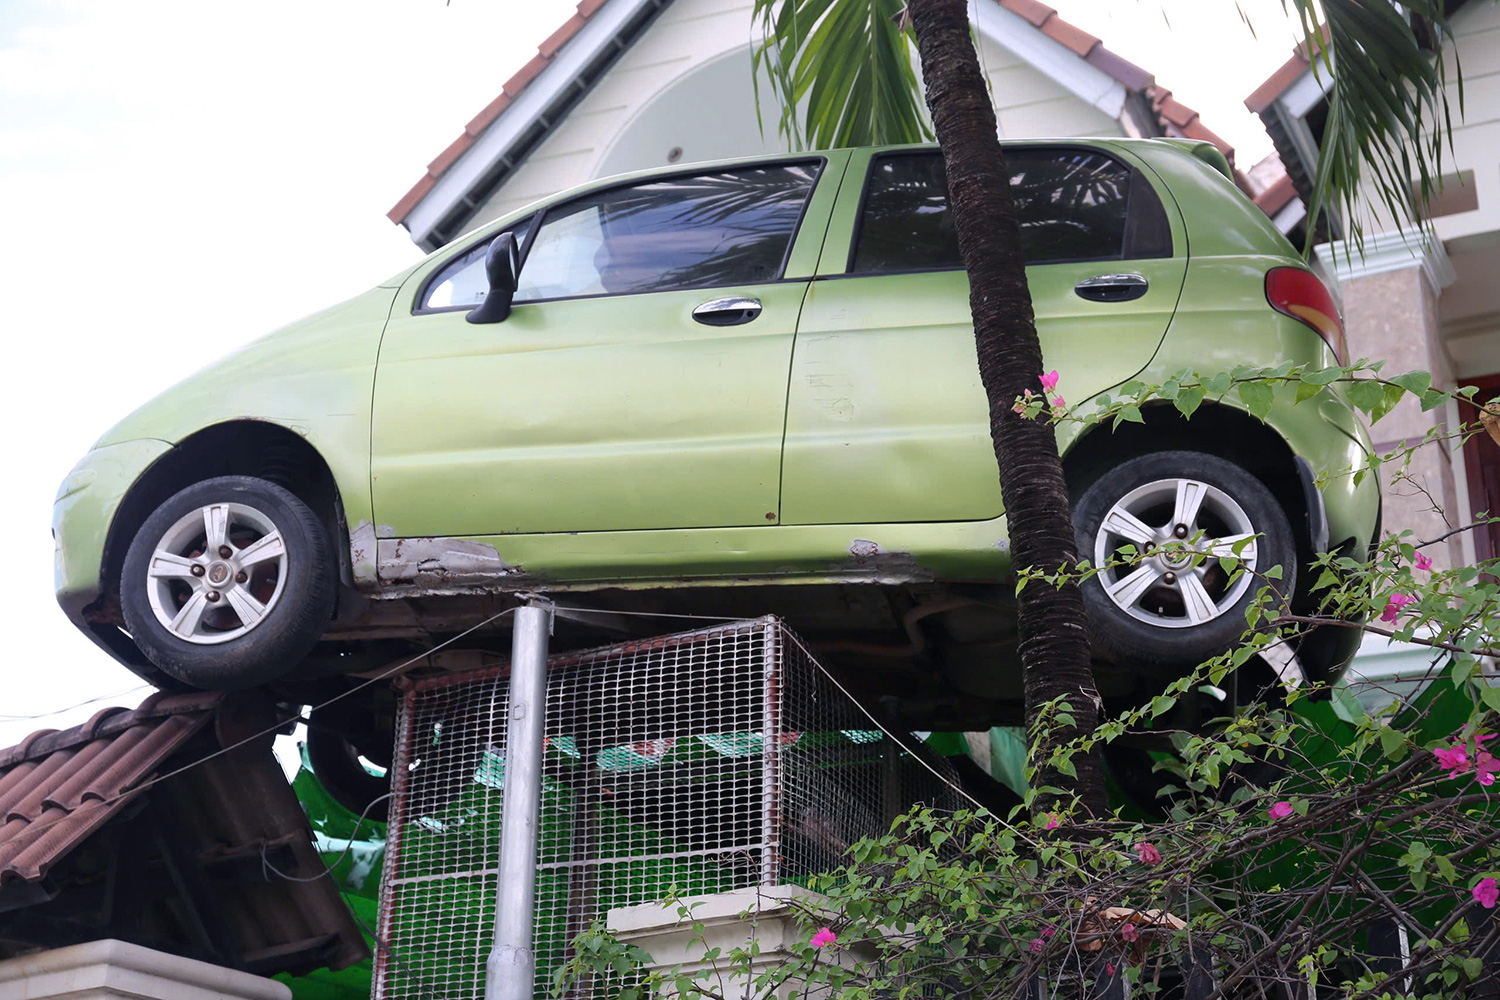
485;602;552;1000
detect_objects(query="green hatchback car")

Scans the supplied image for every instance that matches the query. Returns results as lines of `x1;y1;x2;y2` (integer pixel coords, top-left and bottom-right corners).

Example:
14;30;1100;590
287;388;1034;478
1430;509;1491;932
55;138;1378;723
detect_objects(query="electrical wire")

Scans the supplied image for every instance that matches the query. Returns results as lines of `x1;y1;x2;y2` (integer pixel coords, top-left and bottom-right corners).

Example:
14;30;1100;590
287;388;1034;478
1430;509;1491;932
0;606;519;850
0;684;154;721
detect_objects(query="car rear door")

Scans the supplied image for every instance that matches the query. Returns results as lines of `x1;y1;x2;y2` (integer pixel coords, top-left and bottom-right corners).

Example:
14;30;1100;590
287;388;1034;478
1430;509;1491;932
780;144;1188;526
371;155;845;539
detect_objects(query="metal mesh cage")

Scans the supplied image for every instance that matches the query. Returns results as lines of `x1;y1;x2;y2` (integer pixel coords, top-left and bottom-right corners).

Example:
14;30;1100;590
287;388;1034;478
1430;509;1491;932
372;615;962;1000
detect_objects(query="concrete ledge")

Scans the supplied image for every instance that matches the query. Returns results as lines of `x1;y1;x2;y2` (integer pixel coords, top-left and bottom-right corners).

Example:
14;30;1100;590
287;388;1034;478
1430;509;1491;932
0;939;290;1000
608;886;868;1000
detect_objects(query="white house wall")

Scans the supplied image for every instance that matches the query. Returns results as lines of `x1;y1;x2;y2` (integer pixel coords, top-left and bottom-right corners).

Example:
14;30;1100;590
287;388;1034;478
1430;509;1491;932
468;0;1126;229
1434;1;1500;247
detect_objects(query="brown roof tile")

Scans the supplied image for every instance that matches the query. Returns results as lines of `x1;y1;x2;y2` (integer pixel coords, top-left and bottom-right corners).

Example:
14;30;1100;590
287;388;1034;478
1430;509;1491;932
1254;172;1297;215
467;92;514;136
1085;47;1153;92
428;133;473;177
1041;16;1100;57
0;692;368;977
1245;48;1311;113
503;54;550;97
0;693;218;885
389;0;609;226
540;14;589;58
999;0;1055;28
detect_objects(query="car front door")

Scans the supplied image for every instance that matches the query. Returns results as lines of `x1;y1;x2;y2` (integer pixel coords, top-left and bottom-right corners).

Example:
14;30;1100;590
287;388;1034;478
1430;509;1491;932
780;145;1188;525
371;157;841;540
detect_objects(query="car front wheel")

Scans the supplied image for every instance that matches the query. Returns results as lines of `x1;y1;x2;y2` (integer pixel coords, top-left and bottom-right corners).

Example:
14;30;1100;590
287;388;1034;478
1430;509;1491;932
1072;451;1297;669
120;475;335;690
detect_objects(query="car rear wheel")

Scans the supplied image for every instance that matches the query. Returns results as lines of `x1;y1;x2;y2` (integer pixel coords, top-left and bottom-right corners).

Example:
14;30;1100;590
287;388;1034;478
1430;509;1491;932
1072;451;1297;669
121;475;335;690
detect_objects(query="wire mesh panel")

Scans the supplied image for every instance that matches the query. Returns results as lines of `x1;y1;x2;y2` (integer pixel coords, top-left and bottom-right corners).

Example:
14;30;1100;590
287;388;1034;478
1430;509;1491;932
373;615;961;1000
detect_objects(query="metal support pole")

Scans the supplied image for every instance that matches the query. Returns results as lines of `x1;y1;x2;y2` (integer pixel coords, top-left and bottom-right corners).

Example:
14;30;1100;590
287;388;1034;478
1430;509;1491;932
486;602;552;1000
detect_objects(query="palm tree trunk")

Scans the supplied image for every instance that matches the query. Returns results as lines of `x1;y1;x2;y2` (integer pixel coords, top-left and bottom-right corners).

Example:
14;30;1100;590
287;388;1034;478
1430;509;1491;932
908;0;1105;817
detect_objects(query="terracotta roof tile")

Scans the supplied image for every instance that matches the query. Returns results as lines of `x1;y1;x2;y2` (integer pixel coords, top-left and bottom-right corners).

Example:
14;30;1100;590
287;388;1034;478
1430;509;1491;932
540;14;589;58
1041;16;1100;58
504;54;550;97
0;693;218;885
467;92;514;136
1254;172;1297;215
428;133;473;177
387;172;437;224
389;0;611;226
999;0;1055;28
1245;48;1311;113
1085;47;1153;91
0;692;368;977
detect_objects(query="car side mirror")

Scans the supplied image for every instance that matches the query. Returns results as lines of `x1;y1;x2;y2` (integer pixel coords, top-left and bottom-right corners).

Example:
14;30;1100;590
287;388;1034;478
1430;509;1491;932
466;232;520;324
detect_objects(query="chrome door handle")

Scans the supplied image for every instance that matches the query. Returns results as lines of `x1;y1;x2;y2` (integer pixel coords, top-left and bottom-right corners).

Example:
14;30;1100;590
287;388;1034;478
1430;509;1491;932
692;296;763;327
1074;273;1149;303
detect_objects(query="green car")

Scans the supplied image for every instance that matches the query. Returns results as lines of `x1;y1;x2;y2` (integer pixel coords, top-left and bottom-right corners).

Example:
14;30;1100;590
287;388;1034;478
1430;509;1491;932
54;139;1378;726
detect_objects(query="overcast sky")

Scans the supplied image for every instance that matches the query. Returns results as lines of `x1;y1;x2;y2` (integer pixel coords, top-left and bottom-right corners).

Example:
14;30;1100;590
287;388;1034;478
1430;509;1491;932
0;0;1306;748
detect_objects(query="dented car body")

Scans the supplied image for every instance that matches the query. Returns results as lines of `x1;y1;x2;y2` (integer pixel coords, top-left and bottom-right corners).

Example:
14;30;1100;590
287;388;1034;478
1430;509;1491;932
55;138;1378;715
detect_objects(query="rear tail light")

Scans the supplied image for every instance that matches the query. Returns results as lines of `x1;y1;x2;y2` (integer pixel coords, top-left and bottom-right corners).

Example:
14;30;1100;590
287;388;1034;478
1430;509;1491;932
1265;266;1347;365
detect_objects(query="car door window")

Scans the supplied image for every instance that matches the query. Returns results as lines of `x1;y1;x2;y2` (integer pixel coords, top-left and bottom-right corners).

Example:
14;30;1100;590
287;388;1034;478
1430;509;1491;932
515;163;821;302
418;218;534;312
850;149;1169;273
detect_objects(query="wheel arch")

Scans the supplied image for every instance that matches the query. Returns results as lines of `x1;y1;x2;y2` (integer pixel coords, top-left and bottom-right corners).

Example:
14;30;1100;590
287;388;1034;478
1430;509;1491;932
1061;401;1314;572
102;420;349;601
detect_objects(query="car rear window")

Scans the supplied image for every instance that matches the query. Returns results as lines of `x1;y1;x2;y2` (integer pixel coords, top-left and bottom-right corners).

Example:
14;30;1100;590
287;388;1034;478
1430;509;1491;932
514;162;821;301
850;149;1171;274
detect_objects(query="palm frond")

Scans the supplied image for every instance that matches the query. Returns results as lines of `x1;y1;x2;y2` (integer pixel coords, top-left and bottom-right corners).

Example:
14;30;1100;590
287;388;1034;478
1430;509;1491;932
1285;0;1461;255
751;0;931;150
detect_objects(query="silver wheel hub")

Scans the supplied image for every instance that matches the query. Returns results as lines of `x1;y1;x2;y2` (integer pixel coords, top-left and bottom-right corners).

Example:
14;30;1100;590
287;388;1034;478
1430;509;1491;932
1093;477;1258;630
144;502;289;645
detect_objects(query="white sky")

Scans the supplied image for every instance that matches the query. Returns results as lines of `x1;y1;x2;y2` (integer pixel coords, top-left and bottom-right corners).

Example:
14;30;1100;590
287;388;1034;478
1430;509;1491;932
0;0;1306;748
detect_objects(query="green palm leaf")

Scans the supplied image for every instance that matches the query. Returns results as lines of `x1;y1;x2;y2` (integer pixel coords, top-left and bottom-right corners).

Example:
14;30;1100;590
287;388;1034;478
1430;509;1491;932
752;0;931;150
1283;0;1459;253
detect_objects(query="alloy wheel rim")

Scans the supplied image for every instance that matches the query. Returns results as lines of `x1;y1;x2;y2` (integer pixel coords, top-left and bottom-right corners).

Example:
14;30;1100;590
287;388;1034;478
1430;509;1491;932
1092;477;1258;629
143;502;289;645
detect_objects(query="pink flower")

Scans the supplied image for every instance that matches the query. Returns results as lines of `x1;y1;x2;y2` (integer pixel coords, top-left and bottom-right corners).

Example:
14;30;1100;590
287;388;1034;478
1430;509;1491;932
1474;878;1499;910
1044;814;1060;831
810;927;837;948
1051;396;1065;409
1133;842;1162;865
1475;751;1499;787
1040;924;1055;939
1120;922;1139;943
1269;800;1294;821
1106;962;1115;976
1040;370;1060;392
1435;743;1471;775
1415;552;1433;571
1029;937;1045;954
1380;591;1415;624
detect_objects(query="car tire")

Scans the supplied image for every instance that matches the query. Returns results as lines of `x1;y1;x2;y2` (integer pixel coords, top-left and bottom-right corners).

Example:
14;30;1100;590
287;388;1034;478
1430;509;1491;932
1073;451;1297;670
120;475;335;690
307;724;391;824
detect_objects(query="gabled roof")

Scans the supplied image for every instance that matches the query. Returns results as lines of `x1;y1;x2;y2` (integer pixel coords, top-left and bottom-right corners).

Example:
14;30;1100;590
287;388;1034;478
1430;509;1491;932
389;0;1244;246
0;692;368;977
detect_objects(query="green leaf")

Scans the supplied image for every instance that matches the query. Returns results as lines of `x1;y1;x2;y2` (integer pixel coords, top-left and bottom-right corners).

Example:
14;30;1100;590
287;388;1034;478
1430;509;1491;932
1237;381;1275;420
1302;366;1343;386
1113;403;1144;429
1205;371;1233;395
1174;386;1206;418
1345;379;1385;415
1391;370;1432;396
1295;380;1326;404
